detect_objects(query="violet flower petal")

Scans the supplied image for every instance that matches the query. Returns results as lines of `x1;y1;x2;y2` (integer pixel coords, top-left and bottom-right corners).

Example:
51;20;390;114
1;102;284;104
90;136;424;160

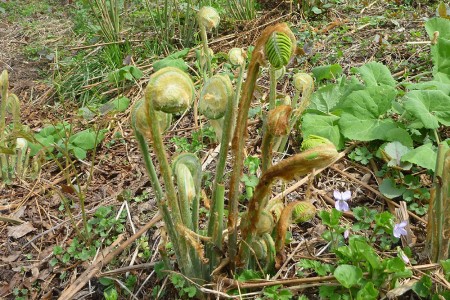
335;200;349;212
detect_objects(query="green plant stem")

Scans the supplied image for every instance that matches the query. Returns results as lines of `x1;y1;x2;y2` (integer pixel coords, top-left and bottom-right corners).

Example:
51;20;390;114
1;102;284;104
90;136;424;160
199;25;212;78
433;129;441;144
269;67;277;110
0;72;9;180
206;63;243;275
134;132;164;201
146;95;194;275
261;129;274;173
427;143;450;261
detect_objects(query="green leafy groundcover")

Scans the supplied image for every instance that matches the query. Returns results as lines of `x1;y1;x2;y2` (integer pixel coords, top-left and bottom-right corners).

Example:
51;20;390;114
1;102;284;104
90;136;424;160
302;17;450;171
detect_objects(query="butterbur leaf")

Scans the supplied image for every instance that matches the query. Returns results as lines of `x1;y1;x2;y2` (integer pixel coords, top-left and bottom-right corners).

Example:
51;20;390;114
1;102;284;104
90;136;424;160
69;129;107;150
166;48;190;59
384;141;412;170
311;64;342;81
100;96;130;114
384;128;413;148
403;90;450;129
308;84;341;113
401;143;437;171
339;85;398;141
425;18;450;75
72;147;87;160
357;61;396;87
307;76;363;113
302;113;344;149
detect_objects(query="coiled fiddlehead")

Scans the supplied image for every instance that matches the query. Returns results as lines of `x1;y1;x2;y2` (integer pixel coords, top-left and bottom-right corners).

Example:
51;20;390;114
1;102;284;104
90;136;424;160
265;32;295;69
146;67;195;114
197;6;220;31
228;48;246;66
131;99;172;139
199;74;233;120
172;153;202;231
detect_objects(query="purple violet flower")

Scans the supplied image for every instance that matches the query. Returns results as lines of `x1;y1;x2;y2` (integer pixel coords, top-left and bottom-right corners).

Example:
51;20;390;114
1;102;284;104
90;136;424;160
393;221;408;238
333;190;351;212
344;229;350;239
399;249;410;264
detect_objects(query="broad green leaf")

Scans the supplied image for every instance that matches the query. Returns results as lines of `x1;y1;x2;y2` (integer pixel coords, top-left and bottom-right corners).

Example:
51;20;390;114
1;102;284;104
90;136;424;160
401;143;437;171
405;73;450;95
357;61;396;87
311;64;342;81
425;18;450;75
379;178;406;199
412;275;432;298
69;129;106;150
99;96;130;114
72;147;87;160
302;113;344;149
153;58;188;72
384;141;412;170
126;66;143;80
384;257;406;273
349;237;380;269
403;90;450;129
309;77;364;113
384;128;413;148
356;282;378;300
339;85;398;141
334;264;363;289
167;48;190;59
309;84;341;113
433;37;450;75
425;18;450;41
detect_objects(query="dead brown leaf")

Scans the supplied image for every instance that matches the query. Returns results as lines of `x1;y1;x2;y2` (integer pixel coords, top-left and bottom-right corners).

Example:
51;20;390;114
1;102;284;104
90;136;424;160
7;222;36;239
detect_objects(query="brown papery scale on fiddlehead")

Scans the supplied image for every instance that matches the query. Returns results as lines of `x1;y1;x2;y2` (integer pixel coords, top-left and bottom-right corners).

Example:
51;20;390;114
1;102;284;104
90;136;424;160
238;142;338;266
275;201;316;268
146;67;195;114
199;74;233;120
267;105;292;136
262;143;338;182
